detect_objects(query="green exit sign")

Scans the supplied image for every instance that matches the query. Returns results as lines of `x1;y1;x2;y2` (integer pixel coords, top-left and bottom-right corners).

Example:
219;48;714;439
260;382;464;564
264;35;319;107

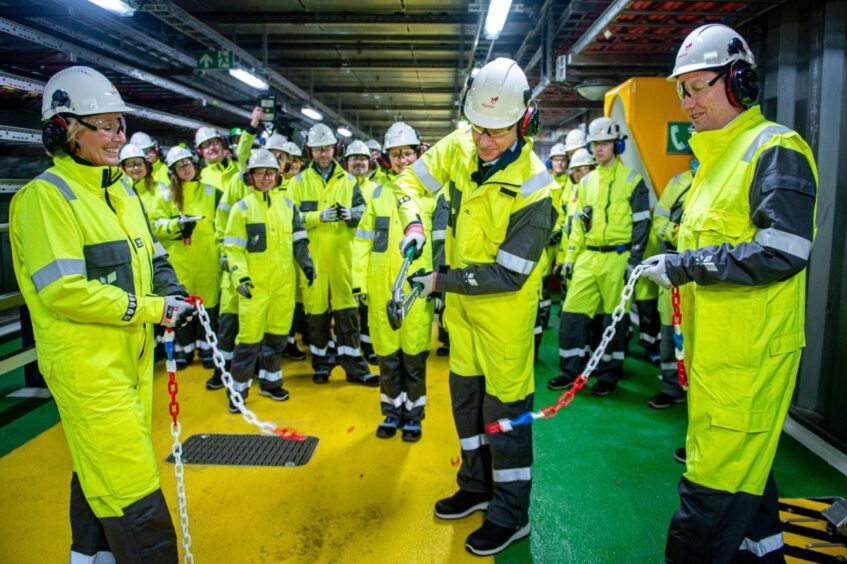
197;50;233;70
666;121;693;154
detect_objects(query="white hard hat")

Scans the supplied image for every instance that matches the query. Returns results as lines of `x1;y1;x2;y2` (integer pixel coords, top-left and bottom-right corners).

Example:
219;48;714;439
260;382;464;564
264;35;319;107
129;131;156;150
165;146;194;168
365;139;381;152
42;66;134;121
463;57;530;129
344;140;371;158
119;143;146;163
247;148;279;171
265;133;289;152
280;141;302;158
569;148;596;169
548;143;567;158
669;24;756;79
564;129;587;153
383;122;421;151
306;123;337;148
194;126;222;147
586;117;621;143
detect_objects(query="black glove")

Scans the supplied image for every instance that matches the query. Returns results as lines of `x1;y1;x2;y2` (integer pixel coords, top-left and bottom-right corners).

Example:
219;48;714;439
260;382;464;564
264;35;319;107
549;230;563;246
180;220;197;239
303;266;316;287
237;277;254;299
563;262;574;280
160;296;196;328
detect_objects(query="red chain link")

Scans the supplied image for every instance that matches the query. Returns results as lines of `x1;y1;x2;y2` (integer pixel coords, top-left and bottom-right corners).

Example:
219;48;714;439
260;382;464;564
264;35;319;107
540;375;588;419
670;287;689;389
168;372;180;425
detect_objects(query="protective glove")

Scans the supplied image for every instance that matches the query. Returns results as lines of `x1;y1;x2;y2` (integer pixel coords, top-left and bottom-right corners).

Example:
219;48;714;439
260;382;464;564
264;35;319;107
625;264;635;284
408;270;436;299
549;229;563;246
319;206;339;223
220;254;229;272
237;277;254;299
160;296;197;328
355;293;368;307
433;293;444;314
399;222;426;260
563;262;574;280
337;206;352;221
302;266;316;287
640;255;671;288
180;219;197;240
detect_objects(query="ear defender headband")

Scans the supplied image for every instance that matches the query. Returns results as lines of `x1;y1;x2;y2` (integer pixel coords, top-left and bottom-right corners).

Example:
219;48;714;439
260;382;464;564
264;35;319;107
585;130;627;155
724;38;759;109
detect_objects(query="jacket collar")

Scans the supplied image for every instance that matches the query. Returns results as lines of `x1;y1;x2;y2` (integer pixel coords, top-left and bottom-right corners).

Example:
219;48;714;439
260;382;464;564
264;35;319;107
688;105;764;167
54;153;123;192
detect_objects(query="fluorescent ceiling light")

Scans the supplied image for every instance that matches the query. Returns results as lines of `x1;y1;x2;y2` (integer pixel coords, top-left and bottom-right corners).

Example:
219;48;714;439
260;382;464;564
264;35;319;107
575;78;616;101
336;127;352;138
228;68;269;91
484;0;513;40
301;107;323;121
87;0;135;16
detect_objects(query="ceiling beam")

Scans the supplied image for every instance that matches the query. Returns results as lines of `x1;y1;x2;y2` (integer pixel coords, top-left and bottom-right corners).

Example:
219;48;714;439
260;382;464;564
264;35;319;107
313;86;456;94
200;12;488;25
565;53;672;67
280;59;459;69
569;0;631;57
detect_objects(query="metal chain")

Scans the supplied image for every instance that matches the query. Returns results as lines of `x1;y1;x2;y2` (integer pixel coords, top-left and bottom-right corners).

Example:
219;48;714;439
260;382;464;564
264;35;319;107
670;287;689;390
163;329;194;564
192;300;305;440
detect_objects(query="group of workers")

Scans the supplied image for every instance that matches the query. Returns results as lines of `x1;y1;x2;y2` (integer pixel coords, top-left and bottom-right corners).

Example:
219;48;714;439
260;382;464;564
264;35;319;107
10;20;817;563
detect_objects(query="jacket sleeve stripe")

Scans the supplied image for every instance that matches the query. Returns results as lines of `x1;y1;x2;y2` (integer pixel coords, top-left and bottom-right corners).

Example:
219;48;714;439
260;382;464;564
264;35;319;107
654;208;671;218
153;241;168;258
217;201;232;212
431;229;447;241
36;172;76;201
632;210;652;222
520;170;554;197
753;227;812;260
410;159;442;193
627;171;639;183
355;229;375;241
223;236;247;247
742;126;792;162
496;248;536;275
292;231;308;242
31;258;86;292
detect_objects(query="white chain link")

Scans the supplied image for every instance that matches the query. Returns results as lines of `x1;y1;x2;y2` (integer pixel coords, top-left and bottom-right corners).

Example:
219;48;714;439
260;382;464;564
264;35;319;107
577;265;646;381
194;302;278;435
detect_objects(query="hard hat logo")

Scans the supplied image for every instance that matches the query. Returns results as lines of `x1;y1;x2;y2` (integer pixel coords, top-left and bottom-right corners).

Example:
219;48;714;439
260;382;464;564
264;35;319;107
51;90;70;112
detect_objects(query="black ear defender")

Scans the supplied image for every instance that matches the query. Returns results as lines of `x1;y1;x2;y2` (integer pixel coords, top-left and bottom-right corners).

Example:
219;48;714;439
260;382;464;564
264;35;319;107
724;38;759;109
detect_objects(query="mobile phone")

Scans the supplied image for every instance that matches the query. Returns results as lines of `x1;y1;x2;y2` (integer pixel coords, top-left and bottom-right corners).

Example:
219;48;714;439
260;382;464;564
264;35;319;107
259;95;277;123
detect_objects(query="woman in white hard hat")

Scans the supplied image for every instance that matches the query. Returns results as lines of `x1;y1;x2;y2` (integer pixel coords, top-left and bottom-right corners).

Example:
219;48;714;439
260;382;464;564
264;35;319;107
152;146;223;370
119;142;166;218
10;66;194;562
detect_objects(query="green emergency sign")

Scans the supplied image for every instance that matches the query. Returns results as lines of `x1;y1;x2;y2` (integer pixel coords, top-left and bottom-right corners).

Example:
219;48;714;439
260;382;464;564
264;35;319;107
196;50;234;70
666;122;693;154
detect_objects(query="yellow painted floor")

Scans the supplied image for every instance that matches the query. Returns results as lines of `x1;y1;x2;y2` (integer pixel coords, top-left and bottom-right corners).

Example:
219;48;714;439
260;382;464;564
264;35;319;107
0;340;489;564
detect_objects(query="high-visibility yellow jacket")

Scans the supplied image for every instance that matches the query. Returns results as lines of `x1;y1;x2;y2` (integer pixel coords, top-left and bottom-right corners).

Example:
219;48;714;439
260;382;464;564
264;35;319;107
150;158;170;186
289;160;365;312
10;153;182;517
393;128;554;402
653;168;694;250
355;174;378;205
200;159;239;195
665;106;818;495
565;160;650;265
151;181;222;307
129;177;166;220
352;181;445;356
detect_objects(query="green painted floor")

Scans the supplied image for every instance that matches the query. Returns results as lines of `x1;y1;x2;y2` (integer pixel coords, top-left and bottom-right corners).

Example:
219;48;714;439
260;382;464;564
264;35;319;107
2;310;846;562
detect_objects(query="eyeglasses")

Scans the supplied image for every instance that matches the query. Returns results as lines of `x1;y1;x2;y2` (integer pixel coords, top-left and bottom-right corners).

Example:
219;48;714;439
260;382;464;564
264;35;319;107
174;160;194;170
470;123;514;139
78;116;126;136
250;169;277;178
199;138;223;150
677;73;723;101
312;146;333;154
122;159;146;169
388;149;416;160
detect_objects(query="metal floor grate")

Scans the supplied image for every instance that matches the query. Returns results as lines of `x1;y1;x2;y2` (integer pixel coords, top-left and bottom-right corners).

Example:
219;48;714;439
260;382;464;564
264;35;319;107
166;433;318;467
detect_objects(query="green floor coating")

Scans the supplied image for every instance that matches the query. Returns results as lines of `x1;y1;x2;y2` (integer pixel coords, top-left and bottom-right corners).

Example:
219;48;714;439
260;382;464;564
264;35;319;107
1;311;846;562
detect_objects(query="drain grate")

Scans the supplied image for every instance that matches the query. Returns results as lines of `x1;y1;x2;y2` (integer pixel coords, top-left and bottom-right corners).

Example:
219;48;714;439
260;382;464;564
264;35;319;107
166;433;318;467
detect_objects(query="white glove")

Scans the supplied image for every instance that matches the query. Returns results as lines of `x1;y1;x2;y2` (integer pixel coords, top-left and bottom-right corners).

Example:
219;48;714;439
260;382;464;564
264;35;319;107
338;206;352;221
408;271;436;299
319;206;339;223
399;223;426;259
641;255;672;288
237;278;254;299
160;296;197;328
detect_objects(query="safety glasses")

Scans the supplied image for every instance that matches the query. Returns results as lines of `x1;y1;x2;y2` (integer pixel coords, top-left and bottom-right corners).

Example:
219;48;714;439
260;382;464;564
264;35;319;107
78;116;126;136
199;138;223;150
676;72;723;101
388;149;416;160
470;123;514;139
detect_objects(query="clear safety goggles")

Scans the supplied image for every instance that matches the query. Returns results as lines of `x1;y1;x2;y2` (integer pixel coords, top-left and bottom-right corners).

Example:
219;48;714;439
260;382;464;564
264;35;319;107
388;149;416;160
79;116;126;136
470;123;514;139
676;72;723;101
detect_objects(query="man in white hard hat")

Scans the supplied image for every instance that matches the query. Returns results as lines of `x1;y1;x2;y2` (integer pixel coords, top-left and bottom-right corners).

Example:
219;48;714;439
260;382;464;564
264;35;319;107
12;65;190;562
549;116;650;397
394;57;555;556
553;128;587;304
289;123;377;385
129;131;170;185
638;24;818;563
366;138;389;185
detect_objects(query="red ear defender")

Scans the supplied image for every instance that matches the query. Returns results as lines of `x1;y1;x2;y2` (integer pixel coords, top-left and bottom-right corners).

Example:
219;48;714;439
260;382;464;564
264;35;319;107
377;151;392;171
417;143;430;156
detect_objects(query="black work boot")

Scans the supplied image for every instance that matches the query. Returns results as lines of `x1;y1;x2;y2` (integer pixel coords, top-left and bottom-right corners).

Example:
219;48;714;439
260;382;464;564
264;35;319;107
434;490;491;520
465;520;531;556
